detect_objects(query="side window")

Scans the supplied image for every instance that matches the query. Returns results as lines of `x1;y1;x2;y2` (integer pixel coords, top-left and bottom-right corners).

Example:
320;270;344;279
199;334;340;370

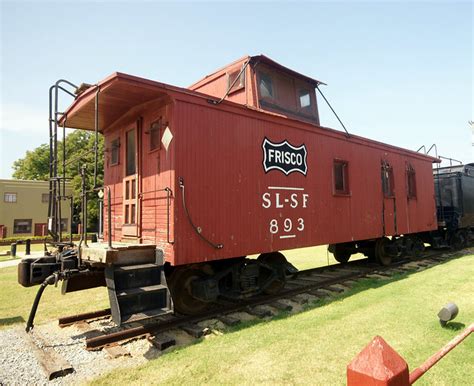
227;67;245;93
259;72;274;99
406;164;417;199
299;89;311;108
333;160;350;195
14;219;32;234
4;192;17;203
149;119;161;152
126;129;136;176
382;161;395;197
110;138;120;166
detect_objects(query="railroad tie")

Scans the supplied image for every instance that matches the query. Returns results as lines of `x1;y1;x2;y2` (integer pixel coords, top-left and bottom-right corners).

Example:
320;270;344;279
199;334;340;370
246;306;273;318
104;344;130;359
23;330;74;381
217;315;240;326
270;301;293;312
147;334;176;351
180;324;210;338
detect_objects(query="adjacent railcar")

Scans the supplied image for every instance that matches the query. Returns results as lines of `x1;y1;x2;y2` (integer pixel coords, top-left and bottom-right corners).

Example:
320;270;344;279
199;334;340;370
426;163;474;248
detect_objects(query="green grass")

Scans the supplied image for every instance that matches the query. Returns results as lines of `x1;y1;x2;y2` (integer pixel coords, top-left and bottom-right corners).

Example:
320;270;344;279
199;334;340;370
0;255;17;263
0;266;108;329
91;253;474;386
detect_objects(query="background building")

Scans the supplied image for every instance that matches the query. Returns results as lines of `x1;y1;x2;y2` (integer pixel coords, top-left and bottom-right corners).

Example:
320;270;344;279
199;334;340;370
0;179;72;238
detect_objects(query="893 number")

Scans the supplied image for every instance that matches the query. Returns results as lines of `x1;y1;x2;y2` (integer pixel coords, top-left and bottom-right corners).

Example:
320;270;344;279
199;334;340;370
269;218;304;234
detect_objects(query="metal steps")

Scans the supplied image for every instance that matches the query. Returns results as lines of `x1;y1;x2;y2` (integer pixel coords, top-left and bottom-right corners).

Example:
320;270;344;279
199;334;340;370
116;284;168;298
105;259;172;325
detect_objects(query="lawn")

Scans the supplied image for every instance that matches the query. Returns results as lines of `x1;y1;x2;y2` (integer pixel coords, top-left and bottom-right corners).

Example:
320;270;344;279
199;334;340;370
0;266;109;329
92;252;474;385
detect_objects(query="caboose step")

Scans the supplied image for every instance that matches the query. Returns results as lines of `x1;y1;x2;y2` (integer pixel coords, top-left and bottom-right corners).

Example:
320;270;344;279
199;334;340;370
105;255;172;325
116;284;167;298
114;263;157;272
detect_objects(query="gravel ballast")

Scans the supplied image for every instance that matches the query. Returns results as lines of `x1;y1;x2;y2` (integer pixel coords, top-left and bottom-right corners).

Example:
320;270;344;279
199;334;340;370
0;321;151;385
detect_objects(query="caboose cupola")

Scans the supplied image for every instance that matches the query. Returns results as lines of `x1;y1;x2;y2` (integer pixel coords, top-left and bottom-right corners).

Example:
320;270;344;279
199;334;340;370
189;55;324;125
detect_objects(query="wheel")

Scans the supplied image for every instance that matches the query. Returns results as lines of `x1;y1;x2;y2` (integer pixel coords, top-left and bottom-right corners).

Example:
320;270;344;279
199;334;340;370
411;237;425;257
449;231;466;250
375;237;392;266
257;252;287;294
333;247;351;264
168;267;210;315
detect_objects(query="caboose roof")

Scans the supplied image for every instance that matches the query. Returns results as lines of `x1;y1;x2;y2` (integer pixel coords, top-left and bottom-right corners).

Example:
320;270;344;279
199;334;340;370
189;54;325;91
58;72;178;131
59;70;438;163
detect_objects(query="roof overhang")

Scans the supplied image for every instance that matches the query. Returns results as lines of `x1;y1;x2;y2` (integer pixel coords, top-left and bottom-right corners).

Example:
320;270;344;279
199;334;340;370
59;73;173;132
250;55;326;86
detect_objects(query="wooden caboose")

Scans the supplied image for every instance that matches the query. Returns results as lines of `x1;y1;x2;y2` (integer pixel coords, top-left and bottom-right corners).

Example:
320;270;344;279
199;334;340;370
60;55;438;319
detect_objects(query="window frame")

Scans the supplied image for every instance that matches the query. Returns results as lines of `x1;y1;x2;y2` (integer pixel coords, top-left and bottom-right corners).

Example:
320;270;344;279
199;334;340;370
227;66;245;94
382;161;395;198
125;128;137;176
298;88;312;109
4;192;17;203
333;159;350;196
257;71;275;100
406;164;417;199
13;219;32;234
110;137;120;166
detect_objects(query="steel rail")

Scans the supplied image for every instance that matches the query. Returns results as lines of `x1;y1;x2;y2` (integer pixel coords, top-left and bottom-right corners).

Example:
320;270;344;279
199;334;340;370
58;308;111;327
84;253;448;350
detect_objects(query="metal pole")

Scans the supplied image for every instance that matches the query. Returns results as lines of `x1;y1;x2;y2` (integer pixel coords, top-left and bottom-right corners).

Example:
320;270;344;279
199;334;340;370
80;166;87;249
409;323;474;384
58;192;62;242
69;196;73;244
84;192;88;248
107;186;112;249
94;86;100;188
62;118;67;197
47;86;54;234
98;199;103;239
53;85;59;240
316;85;351;138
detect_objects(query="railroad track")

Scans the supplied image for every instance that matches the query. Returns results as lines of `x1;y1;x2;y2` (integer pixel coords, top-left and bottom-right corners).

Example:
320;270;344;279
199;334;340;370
58;248;468;351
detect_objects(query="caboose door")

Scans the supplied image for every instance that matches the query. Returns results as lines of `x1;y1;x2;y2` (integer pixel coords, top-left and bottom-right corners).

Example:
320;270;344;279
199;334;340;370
122;126;140;238
381;161;397;236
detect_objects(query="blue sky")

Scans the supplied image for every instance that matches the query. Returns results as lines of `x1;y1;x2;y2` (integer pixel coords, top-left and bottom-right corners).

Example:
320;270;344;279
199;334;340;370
1;1;472;178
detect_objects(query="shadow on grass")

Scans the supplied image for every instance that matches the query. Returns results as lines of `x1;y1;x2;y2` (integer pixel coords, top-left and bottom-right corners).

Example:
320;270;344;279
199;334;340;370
141;251;471;359
441;322;466;331
0;315;25;327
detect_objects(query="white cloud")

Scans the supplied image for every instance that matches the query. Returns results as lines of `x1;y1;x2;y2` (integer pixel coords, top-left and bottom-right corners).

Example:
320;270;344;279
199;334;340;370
0;103;47;134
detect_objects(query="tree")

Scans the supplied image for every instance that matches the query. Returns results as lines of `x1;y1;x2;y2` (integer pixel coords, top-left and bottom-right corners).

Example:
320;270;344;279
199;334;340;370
12;144;50;180
12;130;104;231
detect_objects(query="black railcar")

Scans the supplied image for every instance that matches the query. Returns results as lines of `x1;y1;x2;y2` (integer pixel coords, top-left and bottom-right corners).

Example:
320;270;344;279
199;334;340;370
430;163;474;248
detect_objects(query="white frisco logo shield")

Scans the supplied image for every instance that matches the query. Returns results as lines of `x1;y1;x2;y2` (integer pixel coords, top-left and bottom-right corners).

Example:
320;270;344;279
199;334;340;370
262;138;308;176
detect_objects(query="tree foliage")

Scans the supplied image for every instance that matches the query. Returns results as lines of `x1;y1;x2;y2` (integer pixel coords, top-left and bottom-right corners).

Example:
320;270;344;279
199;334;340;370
12;130;104;231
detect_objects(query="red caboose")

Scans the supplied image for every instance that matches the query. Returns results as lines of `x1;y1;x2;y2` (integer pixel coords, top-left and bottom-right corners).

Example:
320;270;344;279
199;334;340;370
60;55;437;319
